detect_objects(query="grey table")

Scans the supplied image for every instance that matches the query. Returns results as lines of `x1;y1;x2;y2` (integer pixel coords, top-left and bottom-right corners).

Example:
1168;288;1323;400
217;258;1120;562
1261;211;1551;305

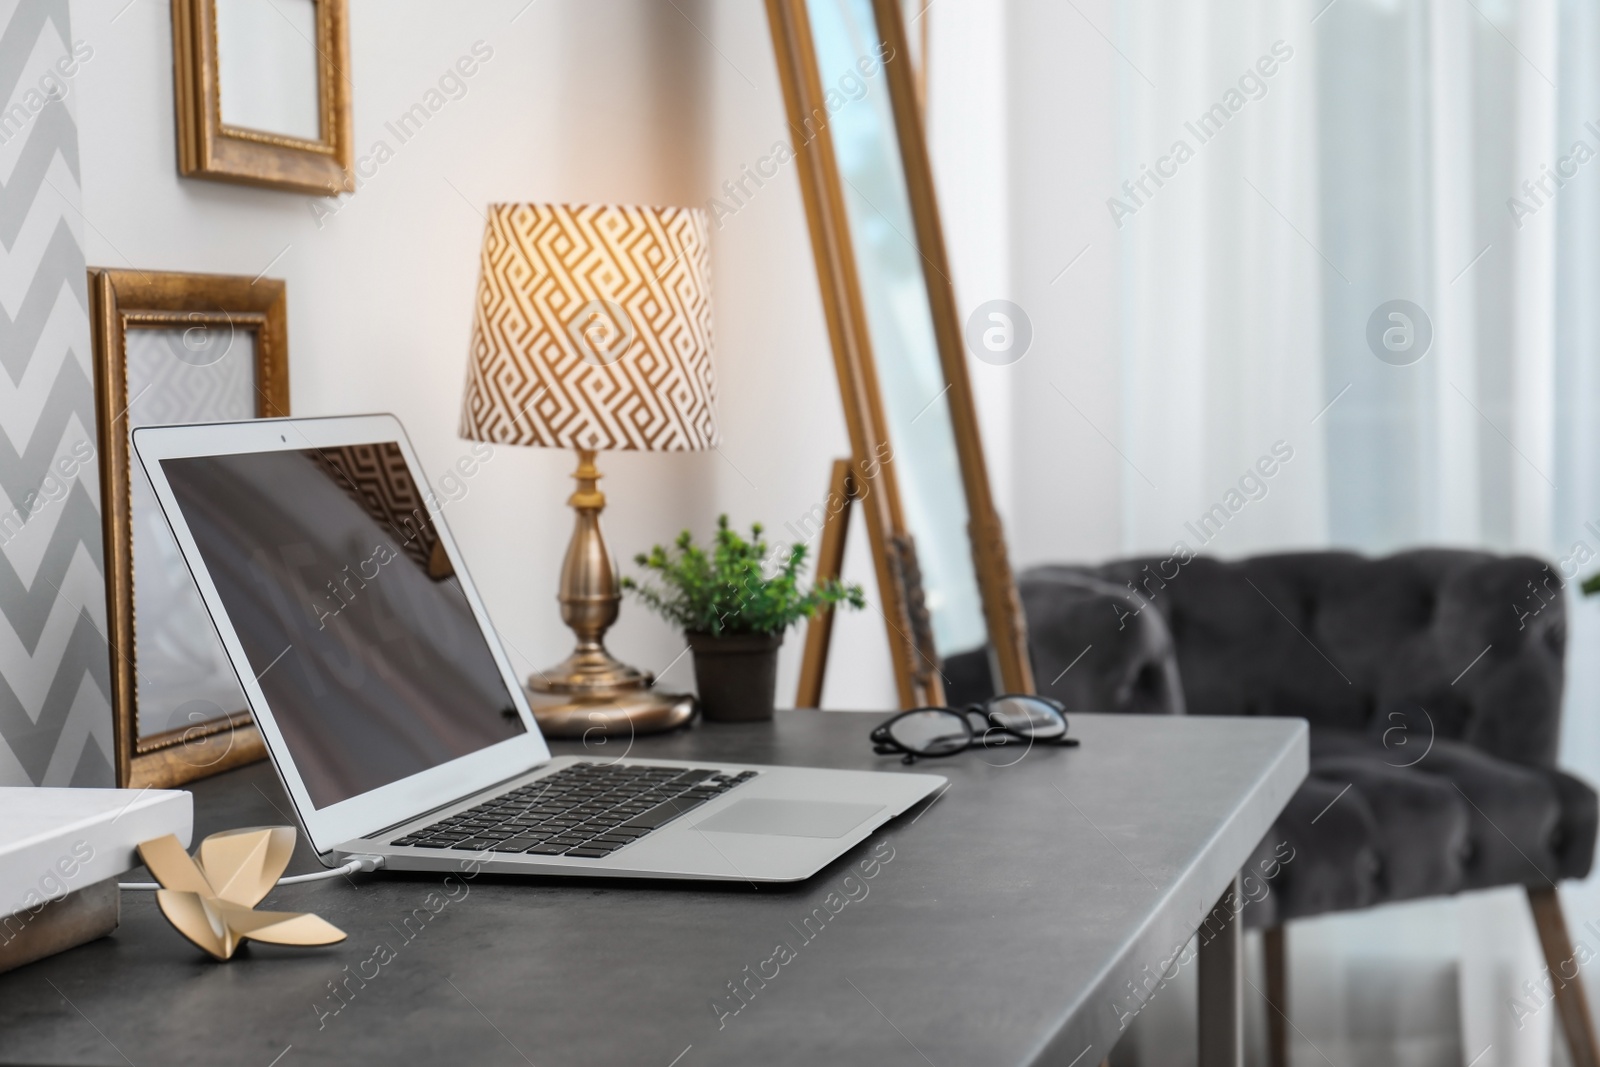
0;711;1306;1067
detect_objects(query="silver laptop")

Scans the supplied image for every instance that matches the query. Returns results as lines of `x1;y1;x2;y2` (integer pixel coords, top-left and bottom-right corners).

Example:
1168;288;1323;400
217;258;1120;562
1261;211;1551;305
131;413;943;883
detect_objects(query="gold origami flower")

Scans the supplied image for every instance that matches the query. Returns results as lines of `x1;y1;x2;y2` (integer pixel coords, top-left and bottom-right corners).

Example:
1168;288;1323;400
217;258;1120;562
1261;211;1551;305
138;826;346;961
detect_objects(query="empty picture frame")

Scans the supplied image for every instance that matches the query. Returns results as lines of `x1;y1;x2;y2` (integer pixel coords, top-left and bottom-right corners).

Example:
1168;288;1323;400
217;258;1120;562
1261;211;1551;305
90;268;290;788
172;0;353;195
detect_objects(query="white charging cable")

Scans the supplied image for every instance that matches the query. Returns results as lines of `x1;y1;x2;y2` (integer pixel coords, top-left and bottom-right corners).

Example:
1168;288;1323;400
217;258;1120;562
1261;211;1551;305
118;853;384;891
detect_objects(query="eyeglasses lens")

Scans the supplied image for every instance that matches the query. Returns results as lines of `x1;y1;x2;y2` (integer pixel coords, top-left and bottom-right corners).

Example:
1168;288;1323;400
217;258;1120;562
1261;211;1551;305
888;709;971;755
988;697;1066;739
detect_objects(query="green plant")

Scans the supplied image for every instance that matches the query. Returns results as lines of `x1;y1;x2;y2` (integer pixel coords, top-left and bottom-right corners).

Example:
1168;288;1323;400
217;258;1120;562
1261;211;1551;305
622;515;865;637
1584;572;1600;596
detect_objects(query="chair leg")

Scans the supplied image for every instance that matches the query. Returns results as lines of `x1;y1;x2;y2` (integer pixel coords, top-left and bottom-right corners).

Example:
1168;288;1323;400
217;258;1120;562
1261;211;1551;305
1527;886;1600;1067
1263;924;1289;1067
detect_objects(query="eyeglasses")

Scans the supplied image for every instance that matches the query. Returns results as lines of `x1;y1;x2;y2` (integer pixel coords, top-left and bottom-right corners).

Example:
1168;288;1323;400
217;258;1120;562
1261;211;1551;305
870;695;1079;764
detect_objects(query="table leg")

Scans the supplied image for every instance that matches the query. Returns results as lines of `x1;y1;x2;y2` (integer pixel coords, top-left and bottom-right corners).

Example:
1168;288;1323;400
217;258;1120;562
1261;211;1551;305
1198;873;1242;1067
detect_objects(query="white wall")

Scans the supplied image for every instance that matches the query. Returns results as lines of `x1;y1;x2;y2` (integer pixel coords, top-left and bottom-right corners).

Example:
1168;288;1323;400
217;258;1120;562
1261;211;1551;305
68;0;1127;714
1007;0;1126;569
71;0;899;711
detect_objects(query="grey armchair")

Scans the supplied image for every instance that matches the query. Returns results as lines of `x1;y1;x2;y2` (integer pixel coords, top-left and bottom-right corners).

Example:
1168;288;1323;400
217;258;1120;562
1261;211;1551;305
1015;549;1599;1066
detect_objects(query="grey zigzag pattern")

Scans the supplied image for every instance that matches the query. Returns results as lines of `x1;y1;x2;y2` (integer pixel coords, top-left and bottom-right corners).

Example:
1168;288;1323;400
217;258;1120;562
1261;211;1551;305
0;353;101;528
0;219;88;383
0;97;81;247
0;0;68;110
0;606;108;783
0;0;109;785
0;483;101;652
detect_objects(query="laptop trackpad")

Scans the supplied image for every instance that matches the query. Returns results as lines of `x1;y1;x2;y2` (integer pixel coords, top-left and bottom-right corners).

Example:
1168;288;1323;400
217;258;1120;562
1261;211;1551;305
694;799;884;838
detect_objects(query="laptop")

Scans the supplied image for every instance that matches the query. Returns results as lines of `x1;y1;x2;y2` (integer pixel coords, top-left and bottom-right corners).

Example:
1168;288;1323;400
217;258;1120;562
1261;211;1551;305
131;414;943;883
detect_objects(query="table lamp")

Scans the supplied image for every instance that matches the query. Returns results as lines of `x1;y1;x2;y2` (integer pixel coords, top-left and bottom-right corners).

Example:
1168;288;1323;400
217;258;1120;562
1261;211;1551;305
459;203;717;737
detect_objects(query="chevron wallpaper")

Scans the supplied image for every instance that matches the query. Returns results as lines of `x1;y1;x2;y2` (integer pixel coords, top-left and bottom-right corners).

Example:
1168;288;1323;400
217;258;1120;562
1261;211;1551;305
0;0;113;786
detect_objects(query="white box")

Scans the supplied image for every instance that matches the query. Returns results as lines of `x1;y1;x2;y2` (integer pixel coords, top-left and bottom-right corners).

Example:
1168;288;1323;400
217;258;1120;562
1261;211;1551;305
0;787;193;918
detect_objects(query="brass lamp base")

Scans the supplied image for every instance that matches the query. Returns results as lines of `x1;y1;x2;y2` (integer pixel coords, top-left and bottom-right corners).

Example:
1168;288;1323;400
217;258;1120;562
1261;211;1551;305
524;688;697;739
528;448;696;738
527;643;654;695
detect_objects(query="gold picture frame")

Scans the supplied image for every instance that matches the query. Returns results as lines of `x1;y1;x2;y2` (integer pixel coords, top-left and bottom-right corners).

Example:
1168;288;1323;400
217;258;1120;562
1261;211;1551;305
89;268;290;788
767;0;1034;707
171;0;353;195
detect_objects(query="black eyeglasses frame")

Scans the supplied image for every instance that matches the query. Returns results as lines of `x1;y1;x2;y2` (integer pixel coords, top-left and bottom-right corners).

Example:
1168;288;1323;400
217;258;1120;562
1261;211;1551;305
869;695;1080;764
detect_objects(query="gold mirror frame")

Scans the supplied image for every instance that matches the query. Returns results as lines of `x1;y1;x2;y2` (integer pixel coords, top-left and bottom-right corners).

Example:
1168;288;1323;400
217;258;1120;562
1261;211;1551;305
767;0;1034;706
172;0;353;195
90;269;289;788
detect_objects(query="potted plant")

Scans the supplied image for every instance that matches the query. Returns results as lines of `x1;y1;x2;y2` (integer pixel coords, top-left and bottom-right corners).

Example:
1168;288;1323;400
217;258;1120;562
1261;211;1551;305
622;516;864;722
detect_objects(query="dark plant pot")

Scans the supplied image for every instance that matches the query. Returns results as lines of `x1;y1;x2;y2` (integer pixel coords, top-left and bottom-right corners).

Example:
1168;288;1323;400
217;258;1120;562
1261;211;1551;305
687;630;784;723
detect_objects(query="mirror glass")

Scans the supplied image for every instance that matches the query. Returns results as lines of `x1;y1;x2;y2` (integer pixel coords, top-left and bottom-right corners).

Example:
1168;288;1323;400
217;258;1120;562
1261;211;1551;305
805;0;990;669
215;0;322;142
125;324;254;746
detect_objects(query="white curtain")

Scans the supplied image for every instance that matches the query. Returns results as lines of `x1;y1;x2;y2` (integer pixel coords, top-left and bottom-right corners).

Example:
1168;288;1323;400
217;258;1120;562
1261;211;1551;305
1113;0;1600;1064
1117;0;1327;561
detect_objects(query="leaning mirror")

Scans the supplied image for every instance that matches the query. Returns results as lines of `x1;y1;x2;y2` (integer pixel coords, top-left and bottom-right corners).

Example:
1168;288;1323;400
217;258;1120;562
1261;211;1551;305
769;0;1033;706
90;269;290;787
172;0;353;195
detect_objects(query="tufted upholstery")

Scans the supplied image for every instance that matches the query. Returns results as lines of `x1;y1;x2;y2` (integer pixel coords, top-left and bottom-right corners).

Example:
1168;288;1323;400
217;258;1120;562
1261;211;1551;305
1019;550;1597;925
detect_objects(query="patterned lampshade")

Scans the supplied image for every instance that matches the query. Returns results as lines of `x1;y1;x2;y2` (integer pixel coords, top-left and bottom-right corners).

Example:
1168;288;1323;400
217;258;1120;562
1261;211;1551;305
459;203;718;451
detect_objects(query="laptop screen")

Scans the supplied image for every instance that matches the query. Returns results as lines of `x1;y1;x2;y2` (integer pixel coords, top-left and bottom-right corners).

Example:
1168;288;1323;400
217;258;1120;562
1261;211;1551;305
160;441;527;809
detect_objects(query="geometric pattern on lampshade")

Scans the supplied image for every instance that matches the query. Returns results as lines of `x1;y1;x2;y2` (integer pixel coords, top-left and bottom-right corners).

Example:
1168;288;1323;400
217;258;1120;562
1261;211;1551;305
459;203;719;451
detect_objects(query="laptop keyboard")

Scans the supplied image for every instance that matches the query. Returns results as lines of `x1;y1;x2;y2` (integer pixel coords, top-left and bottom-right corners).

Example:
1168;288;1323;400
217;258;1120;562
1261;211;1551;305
389;762;757;859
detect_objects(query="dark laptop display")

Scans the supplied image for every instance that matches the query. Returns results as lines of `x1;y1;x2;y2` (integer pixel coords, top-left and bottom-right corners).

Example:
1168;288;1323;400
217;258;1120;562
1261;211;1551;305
160;442;525;808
